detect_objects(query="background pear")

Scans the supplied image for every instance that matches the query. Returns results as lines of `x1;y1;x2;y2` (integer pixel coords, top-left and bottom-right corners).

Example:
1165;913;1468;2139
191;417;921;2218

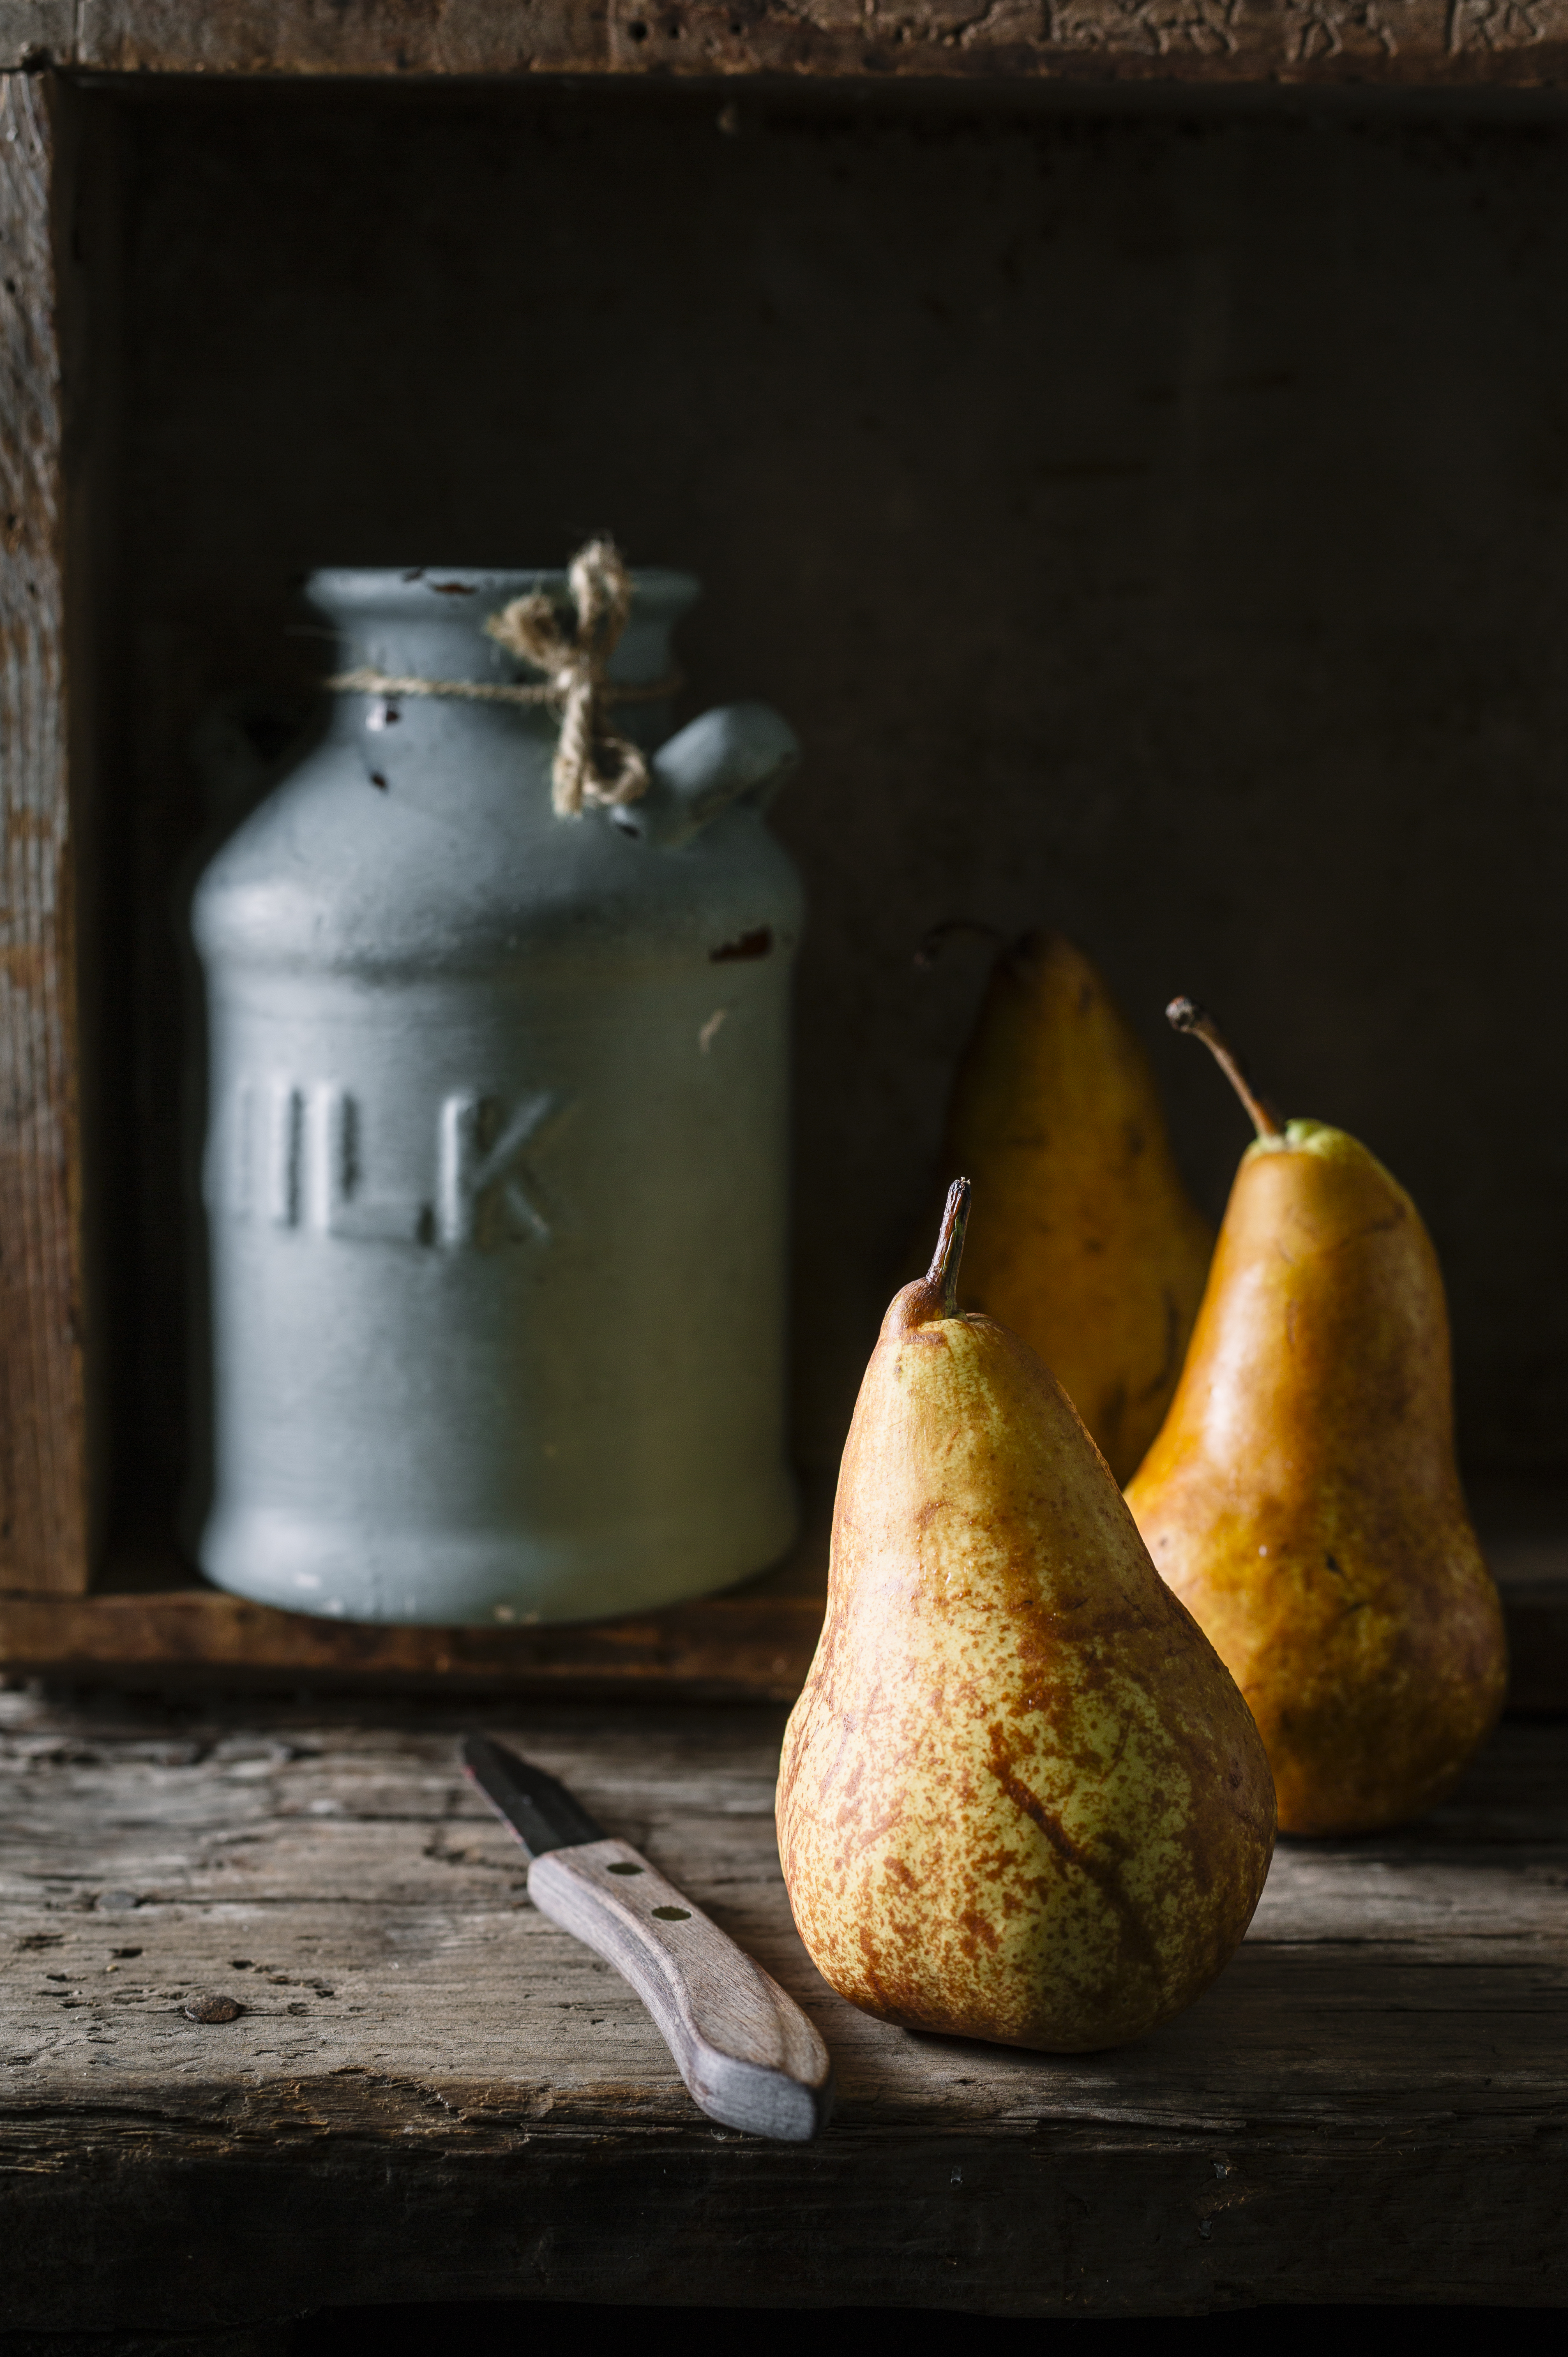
778;1181;1275;2054
1125;1002;1508;1839
937;933;1213;1484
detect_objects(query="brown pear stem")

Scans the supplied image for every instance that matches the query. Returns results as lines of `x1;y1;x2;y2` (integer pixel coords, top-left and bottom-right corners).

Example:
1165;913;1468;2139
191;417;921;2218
912;919;1005;972
926;1177;972;1318
1166;998;1284;1140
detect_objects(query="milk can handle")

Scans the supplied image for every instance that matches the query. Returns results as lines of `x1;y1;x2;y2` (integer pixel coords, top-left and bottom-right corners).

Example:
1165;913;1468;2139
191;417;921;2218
639;703;800;849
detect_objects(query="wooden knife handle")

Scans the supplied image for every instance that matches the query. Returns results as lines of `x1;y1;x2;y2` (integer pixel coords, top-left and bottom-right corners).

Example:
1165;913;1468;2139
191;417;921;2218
526;1837;834;2142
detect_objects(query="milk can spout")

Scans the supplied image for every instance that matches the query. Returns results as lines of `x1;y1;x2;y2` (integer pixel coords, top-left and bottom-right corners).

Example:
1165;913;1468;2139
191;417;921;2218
624;702;800;848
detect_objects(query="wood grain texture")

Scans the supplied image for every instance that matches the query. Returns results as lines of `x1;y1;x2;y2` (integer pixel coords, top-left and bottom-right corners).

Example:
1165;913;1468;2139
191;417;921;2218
2;1690;1568;2326
0;72;88;1595
0;1528;1561;1700
528;1835;833;2139
5;0;1568;84
0;1578;827;1692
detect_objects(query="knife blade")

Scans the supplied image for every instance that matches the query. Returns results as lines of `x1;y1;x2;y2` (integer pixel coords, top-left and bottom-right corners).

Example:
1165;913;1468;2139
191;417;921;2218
461;1734;608;1856
461;1734;833;2143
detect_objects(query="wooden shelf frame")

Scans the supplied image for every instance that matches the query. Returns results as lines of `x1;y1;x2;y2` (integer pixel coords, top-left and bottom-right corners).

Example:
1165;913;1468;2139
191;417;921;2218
6;24;1568;1694
0;1577;830;1695
0;69;92;1599
3;1566;1568;1701
7;0;1568;94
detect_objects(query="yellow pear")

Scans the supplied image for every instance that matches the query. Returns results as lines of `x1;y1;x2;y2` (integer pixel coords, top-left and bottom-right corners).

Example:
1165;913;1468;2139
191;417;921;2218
1125;1001;1508;1839
938;933;1213;1484
778;1180;1275;2053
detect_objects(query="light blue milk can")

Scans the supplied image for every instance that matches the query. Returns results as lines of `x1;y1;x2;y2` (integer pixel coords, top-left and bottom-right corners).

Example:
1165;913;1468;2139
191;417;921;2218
191;546;803;1625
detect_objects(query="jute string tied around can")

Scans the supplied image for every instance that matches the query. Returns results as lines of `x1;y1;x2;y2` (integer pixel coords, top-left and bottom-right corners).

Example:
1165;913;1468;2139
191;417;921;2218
328;539;673;818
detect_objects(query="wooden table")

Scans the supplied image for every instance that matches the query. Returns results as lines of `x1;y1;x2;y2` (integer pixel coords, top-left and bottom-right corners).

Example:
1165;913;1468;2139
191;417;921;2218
2;1685;1566;2332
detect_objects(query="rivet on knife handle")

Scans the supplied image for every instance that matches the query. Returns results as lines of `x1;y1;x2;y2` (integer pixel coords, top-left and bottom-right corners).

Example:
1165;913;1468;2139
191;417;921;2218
462;1734;833;2142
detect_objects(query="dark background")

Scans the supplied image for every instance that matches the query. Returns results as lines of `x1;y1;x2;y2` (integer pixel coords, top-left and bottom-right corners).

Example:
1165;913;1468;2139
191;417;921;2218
2;2297;1564;2353
90;76;1568;1558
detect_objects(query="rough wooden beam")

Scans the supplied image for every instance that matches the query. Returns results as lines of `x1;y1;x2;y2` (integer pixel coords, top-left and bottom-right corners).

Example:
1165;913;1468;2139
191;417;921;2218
0;1541;1561;1700
0;1576;826;1693
0;71;89;1594
2;0;1568;85
0;7;72;73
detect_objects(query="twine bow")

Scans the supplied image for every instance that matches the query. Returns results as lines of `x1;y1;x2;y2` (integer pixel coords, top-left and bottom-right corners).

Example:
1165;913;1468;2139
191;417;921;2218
327;537;669;822
484;539;649;819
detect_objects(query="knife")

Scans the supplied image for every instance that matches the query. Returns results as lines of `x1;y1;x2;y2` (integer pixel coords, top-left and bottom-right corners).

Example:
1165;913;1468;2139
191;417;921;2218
461;1733;834;2142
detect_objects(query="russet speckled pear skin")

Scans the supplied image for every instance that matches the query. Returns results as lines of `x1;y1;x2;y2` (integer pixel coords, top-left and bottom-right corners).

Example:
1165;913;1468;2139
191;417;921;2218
1125;1122;1507;1839
943;935;1213;1484
777;1287;1275;2053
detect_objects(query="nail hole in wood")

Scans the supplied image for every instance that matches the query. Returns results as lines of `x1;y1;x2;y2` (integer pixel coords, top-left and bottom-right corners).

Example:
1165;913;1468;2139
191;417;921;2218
651;1906;690;1921
606;1862;644;1876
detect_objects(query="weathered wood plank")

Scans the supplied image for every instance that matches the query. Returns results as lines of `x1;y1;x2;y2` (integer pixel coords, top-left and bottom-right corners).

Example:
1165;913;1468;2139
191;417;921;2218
0;72;89;1595
0;1581;826;1693
1;1535;1561;1700
3;1695;1568;2325
5;0;1568;87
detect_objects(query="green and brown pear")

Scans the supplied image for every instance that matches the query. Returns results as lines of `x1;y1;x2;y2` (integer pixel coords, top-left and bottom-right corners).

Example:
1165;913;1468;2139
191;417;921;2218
778;1181;1275;2054
1125;1002;1508;1838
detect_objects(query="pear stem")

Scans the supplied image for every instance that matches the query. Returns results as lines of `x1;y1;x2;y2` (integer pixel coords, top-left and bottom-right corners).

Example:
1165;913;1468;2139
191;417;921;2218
927;1177;972;1318
912;919;1005;971
1166;998;1284;1140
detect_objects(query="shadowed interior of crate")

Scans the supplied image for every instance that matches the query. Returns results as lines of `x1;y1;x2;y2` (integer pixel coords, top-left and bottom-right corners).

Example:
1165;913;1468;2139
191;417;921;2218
91;76;1568;1587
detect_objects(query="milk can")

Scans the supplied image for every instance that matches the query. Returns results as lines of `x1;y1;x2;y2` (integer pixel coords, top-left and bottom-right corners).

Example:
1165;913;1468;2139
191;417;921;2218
191;547;803;1625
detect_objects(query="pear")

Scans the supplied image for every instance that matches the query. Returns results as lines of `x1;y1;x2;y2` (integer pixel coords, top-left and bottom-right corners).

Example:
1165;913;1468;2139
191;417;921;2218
938;933;1213;1484
777;1180;1275;2053
1125;1001;1508;1839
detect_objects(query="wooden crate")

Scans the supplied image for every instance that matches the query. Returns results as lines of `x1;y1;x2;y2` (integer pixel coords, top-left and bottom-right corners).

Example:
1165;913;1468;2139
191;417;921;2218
5;12;1568;1695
